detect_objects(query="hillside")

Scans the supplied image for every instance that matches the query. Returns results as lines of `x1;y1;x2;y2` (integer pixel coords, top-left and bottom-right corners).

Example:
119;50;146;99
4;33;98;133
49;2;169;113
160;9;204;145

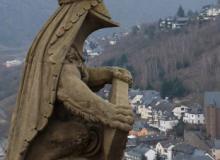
89;19;220;97
0;0;214;47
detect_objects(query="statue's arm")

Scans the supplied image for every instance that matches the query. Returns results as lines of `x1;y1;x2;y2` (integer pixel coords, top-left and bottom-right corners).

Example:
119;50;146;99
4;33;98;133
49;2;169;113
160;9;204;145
57;65;133;131
86;67;133;92
86;67;113;91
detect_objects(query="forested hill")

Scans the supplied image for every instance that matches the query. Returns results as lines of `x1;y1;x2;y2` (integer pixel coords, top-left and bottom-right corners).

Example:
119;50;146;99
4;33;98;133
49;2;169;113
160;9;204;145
89;19;220;98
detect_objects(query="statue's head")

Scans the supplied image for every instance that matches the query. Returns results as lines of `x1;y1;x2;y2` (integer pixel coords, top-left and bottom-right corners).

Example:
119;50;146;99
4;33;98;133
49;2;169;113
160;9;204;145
58;0;119;52
89;1;119;28
59;0;119;28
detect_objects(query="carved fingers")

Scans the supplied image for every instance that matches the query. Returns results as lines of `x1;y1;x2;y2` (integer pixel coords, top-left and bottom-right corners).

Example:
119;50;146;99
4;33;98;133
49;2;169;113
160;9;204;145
104;105;134;132
111;67;133;87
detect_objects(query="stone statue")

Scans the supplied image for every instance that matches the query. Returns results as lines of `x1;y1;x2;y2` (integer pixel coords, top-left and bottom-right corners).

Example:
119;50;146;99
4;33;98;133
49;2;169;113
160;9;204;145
6;0;134;160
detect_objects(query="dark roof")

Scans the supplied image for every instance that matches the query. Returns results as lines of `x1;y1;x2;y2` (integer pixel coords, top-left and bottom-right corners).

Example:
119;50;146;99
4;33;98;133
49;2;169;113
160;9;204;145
126;139;137;148
142;134;167;143
173;154;212;160
129;90;161;106
204;92;220;107
176;17;189;22
132;121;145;131
190;156;212;160
173;143;195;155
126;144;150;158
159;139;178;148
188;104;203;114
151;100;173;112
129;89;142;99
142;90;161;106
161;111;177;120
214;139;220;149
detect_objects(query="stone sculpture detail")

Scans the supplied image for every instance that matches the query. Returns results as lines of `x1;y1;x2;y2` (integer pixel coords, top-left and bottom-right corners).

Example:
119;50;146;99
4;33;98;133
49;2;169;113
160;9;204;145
6;0;134;159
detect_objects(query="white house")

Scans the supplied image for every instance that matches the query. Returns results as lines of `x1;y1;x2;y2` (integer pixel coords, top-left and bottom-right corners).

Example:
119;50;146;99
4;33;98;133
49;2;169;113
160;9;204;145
144;149;156;160
136;105;144;115
139;106;153;121
183;106;204;125
172;105;189;119
183;113;204;125
131;94;144;114
159;118;178;132
149;113;178;132
124;144;155;160
147;100;178;132
4;59;22;68
131;95;143;105
156;141;175;160
109;40;117;45
206;7;220;17
130;90;161;111
199;5;220;22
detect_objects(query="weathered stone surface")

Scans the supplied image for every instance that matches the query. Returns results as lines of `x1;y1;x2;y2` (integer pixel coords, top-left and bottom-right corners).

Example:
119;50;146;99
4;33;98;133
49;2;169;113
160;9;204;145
6;0;134;160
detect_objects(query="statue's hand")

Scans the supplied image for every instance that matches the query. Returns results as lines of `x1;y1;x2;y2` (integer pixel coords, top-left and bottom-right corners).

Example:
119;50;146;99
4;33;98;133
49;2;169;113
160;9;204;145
111;67;133;87
103;104;134;131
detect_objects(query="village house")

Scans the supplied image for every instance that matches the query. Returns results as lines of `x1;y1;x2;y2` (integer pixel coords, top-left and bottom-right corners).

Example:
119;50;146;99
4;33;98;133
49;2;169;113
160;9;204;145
159;17;174;30
126;138;137;149
172;105;189;119
156;140;176;160
146;99;178;132
130;90;160;116
159;115;179;132
83;39;103;59
172;17;189;30
144;149;157;160
138;106;153;121
159;17;189;31
160;5;220;32
199;5;220;22
136;134;168;146
129;128;149;137
124;144;156;160
201;5;220;17
172;143;213;160
129;121;149;137
183;104;205;125
3;59;22;68
109;40;117;45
